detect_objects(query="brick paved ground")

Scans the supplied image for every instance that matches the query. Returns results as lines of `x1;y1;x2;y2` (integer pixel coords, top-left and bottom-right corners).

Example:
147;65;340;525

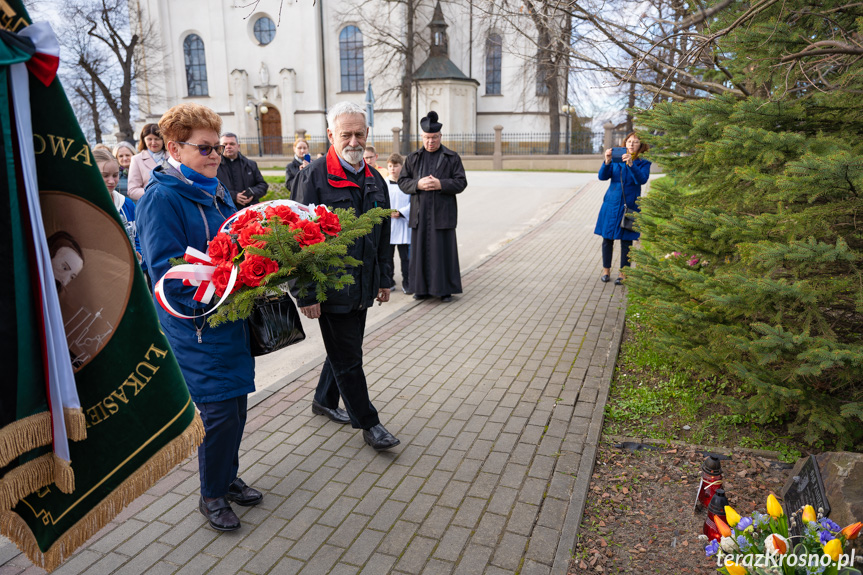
1;180;627;575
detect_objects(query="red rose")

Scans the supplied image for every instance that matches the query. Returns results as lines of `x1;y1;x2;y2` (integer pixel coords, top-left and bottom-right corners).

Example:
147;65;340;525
207;232;239;264
238;222;270;249
290;219;325;247
264;204;300;224
237;254;279;287
315;206;341;236
211;262;239;297
230;209;263;234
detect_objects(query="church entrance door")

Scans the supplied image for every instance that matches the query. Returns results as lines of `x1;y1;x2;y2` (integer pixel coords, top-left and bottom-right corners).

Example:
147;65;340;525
261;105;282;155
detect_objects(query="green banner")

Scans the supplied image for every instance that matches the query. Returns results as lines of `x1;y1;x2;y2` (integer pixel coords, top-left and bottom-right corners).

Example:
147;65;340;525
0;2;203;571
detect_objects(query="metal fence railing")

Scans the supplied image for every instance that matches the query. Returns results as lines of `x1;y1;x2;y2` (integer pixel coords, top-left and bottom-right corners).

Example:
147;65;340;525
238;132;604;157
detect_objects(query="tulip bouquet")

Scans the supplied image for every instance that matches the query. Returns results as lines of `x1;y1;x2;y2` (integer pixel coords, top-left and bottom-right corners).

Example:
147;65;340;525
157;200;391;327
703;494;862;575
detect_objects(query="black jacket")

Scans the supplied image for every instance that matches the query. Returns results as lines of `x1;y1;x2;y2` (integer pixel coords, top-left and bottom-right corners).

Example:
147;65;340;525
291;147;392;313
398;144;467;229
216;153;268;206
285;157;303;193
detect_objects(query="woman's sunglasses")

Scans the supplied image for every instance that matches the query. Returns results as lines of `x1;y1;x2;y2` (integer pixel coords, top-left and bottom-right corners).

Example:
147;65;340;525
174;141;226;156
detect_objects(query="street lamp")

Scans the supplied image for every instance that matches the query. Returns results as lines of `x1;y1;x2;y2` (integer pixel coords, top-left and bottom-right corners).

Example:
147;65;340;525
245;100;269;156
561;104;575;155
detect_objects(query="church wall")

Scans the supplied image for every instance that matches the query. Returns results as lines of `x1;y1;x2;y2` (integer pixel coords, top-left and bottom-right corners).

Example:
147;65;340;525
133;0;569;143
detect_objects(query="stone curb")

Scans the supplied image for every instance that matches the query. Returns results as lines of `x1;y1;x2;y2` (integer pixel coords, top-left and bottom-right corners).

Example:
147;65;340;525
552;291;628;574
604;434;785;461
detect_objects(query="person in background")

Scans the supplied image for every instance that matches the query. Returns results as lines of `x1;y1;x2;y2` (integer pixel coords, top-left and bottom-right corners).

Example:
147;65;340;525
363;145;388;180
386;153;411;294
285;138;310;193
92;143;113;154
595;132;651;285
398;111;467;303
127;123;166;201
216;132;268;207
291;101;399;452
136;103;262;532
93;148;141;263
113;141;136;197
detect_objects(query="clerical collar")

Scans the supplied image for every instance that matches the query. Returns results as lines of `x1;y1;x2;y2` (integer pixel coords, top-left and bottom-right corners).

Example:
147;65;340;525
338;154;366;175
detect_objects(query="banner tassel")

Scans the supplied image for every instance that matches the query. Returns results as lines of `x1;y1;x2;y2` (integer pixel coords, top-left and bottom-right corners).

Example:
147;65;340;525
0;452;55;511
62;408;86;442
0;413;205;572
0;412;53;468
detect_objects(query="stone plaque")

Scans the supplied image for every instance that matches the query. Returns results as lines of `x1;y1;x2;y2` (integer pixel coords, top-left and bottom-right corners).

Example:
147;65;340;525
782;455;831;538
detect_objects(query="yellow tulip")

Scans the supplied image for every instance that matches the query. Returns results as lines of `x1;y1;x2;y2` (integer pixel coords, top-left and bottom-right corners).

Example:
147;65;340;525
725;506;741;527
766;494;784;519
724;561;748;575
823;538;843;562
801;505;816;523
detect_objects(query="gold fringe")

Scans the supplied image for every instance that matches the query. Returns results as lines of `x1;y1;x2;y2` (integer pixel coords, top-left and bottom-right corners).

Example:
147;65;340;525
63;408;87;442
0;413;204;572
52;455;74;494
0;412;53;468
0;453;56;511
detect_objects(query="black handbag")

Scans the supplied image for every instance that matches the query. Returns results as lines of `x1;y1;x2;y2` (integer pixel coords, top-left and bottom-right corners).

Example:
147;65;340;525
619;168;637;231
248;293;306;357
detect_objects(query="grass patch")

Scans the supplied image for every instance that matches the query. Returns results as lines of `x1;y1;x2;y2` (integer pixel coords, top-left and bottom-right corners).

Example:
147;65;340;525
604;299;806;462
264;175;285;184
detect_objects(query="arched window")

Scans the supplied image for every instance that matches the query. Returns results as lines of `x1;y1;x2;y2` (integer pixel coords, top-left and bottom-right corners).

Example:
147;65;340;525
485;33;502;95
339;26;364;92
183;34;208;96
536;51;550;97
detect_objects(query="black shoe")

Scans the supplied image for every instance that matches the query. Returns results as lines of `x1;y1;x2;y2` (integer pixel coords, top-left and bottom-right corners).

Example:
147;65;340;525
600;274;610;283
362;424;401;451
311;400;351;424
614;276;624;286
226;477;263;506
413;294;429;300
199;496;241;531
440;295;453;302
403;285;412;294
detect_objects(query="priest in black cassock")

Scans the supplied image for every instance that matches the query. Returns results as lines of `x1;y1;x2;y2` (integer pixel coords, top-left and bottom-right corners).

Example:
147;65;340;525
397;111;468;302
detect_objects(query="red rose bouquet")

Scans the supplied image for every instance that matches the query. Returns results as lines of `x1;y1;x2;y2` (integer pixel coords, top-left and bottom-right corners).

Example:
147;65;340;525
154;200;390;326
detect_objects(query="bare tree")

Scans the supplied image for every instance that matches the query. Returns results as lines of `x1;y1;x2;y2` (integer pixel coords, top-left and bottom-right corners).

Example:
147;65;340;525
334;0;433;154
59;0;163;143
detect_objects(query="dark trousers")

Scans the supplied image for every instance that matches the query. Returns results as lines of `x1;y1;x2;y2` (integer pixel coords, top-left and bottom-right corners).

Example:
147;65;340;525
602;238;633;269
315;308;380;430
196;395;247;498
386;244;410;290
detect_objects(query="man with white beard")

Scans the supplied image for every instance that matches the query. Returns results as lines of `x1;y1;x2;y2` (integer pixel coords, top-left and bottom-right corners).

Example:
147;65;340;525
290;102;399;451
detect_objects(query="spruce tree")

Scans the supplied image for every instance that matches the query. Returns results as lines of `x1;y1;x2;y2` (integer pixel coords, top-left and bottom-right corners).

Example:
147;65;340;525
630;0;863;448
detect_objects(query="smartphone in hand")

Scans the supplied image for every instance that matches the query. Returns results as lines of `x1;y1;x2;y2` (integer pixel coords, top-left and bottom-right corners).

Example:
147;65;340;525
303;153;311;163
611;147;626;163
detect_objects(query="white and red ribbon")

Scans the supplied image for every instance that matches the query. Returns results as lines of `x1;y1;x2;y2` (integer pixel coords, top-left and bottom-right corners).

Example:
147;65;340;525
155;200;320;319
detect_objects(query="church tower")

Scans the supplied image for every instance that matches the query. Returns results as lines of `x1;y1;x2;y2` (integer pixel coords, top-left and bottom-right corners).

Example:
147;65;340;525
413;0;479;137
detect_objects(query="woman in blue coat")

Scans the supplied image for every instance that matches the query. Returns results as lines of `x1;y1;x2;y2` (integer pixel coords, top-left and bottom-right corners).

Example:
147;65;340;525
595;132;651;285
136;103;262;533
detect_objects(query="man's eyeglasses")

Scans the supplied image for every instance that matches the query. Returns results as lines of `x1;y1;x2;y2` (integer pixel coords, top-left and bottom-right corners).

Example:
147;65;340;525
174;141;226;156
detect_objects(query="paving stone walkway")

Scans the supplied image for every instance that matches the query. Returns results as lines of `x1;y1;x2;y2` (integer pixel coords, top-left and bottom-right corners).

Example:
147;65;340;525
2;180;628;575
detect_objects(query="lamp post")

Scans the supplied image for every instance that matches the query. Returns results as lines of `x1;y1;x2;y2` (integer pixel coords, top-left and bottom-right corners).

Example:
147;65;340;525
561;104;575;155
245;99;269;156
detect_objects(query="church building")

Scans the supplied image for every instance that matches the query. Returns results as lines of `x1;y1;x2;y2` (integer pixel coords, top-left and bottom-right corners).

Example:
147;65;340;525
131;0;567;148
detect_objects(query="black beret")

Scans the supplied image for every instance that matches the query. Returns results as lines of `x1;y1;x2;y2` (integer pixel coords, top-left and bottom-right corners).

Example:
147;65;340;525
420;111;442;133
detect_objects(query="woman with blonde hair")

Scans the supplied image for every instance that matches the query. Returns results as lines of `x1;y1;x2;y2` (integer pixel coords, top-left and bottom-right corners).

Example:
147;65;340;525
113;141;136;197
284;137;310;193
136;103;261;532
127;123;166;201
595;132;651;285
